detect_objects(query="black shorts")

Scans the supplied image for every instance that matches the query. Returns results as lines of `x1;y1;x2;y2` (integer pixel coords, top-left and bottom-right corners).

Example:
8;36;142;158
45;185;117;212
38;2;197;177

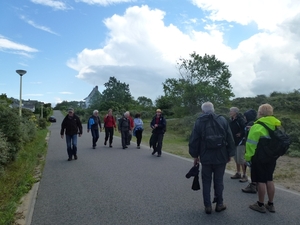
251;161;276;183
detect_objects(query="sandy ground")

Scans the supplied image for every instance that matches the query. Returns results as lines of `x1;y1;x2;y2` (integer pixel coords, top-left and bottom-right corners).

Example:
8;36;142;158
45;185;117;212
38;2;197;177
226;155;300;192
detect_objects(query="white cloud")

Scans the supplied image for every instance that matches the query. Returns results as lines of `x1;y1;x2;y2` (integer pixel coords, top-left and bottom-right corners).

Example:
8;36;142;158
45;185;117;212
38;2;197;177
20;16;59;35
0;36;38;57
31;0;70;10
67;4;300;101
191;0;300;31
76;0;134;6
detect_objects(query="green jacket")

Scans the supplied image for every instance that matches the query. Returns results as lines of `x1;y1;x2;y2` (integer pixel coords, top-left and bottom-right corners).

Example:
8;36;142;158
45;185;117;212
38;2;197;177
245;116;281;162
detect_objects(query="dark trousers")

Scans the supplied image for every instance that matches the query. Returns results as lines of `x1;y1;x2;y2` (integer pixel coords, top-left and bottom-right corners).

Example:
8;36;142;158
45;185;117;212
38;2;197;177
127;131;132;145
91;129;99;147
135;130;143;146
66;134;77;158
152;133;164;155
105;127;114;145
121;130;129;148
201;163;226;207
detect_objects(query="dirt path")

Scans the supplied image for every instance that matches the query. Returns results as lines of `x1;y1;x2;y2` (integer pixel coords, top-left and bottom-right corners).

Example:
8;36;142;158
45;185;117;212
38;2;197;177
226;155;300;192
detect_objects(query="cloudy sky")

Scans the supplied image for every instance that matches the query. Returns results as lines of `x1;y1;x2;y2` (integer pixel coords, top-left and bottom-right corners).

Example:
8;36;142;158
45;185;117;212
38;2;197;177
1;0;300;106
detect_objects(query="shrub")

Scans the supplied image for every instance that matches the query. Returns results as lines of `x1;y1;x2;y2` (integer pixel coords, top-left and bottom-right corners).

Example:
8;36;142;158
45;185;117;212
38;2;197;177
0;132;10;173
38;118;47;129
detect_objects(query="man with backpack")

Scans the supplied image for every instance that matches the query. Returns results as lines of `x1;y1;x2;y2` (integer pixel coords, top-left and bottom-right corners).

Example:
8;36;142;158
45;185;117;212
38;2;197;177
189;102;236;214
245;103;289;213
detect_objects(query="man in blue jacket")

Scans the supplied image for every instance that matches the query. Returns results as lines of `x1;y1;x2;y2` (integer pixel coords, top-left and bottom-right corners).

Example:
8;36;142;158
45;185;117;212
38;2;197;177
189;102;235;214
87;110;102;149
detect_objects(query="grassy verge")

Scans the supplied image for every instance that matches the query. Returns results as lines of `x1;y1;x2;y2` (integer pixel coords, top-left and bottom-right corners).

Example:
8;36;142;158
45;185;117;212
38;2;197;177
0;129;48;225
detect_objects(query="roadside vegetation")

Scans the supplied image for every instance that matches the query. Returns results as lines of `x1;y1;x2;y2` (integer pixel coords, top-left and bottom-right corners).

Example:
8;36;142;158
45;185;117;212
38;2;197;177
0;98;49;225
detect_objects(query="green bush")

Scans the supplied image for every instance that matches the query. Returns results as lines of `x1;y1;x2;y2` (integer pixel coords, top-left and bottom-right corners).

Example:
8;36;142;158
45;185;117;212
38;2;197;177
0;132;10;173
38;118;47;129
20;119;37;143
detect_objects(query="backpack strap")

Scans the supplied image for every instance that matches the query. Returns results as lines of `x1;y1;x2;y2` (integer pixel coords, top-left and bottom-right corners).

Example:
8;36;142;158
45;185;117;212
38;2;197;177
256;121;273;135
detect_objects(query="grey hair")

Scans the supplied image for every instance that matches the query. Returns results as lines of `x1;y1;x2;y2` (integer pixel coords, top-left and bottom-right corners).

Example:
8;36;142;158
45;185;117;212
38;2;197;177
93;110;99;114
124;112;129;116
201;102;214;114
229;107;239;113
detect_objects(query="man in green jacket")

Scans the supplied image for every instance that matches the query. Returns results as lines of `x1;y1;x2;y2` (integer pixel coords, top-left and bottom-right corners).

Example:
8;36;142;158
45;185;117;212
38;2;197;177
245;104;281;213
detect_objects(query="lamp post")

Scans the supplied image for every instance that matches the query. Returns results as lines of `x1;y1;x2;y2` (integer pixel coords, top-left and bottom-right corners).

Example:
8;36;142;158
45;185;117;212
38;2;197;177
41;102;44;118
16;70;27;116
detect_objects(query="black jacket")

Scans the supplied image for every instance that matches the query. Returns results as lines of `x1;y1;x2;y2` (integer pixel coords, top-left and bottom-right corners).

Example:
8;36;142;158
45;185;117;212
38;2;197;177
150;115;166;134
118;117;130;131
189;113;236;165
60;114;83;135
229;113;246;146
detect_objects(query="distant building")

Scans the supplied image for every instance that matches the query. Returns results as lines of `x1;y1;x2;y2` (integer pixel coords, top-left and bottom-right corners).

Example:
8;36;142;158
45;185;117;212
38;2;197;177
84;86;100;109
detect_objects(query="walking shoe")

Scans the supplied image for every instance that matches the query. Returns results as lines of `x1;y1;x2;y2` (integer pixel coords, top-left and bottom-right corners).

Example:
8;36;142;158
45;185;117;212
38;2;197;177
239;175;248;183
265;203;275;213
205;206;212;214
92;146;96;149
157;154;161;157
242;183;257;193
137;146;140;149
215;204;226;212
74;155;78;160
249;202;266;213
109;145;112;148
151;150;156;155
67;158;72;161
231;173;241;179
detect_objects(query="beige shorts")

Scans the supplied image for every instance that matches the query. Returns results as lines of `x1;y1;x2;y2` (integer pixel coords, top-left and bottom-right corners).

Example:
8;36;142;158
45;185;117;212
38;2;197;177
234;145;245;164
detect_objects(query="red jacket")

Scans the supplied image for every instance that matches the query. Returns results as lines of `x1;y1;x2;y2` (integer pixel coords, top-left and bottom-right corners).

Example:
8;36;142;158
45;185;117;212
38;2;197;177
104;115;116;128
128;116;134;130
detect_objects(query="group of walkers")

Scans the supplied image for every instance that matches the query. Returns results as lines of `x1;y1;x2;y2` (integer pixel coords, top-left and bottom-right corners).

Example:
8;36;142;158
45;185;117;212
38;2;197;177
60;102;281;215
189;102;281;214
60;108;167;159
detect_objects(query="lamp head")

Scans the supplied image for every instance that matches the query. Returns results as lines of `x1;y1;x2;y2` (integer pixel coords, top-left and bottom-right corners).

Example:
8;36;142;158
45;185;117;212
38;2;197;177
16;70;27;76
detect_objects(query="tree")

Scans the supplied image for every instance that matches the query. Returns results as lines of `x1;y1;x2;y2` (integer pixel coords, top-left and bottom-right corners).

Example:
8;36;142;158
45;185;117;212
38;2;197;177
163;52;234;115
101;77;134;110
137;96;153;108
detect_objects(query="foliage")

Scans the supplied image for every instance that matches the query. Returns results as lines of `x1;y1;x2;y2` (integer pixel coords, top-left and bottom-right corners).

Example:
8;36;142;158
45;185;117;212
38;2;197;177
0;129;48;225
162;52;234;116
0;132;10;171
136;96;153;108
100;77;134;110
38;118;48;129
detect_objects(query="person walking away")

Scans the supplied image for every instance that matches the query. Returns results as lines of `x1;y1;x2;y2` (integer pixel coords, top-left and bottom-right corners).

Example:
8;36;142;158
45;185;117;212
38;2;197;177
104;109;116;148
60;108;83;161
150;109;166;157
241;109;258;193
118;112;130;149
229;107;247;181
126;111;134;145
189;102;235;214
246;104;280;213
87;110;102;149
133;113;144;149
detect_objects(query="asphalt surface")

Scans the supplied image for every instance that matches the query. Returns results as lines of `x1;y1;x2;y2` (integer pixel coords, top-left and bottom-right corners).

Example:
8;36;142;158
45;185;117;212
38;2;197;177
31;110;300;225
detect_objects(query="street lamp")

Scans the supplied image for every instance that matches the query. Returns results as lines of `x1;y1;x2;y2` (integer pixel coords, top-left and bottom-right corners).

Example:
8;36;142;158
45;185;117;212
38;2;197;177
41;102;44;118
16;70;27;116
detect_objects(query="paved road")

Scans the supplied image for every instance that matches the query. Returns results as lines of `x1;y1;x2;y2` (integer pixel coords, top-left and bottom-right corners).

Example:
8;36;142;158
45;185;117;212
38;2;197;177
31;110;300;225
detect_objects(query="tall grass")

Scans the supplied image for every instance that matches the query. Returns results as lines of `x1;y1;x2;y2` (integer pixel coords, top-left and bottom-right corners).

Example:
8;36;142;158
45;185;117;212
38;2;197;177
0;129;48;225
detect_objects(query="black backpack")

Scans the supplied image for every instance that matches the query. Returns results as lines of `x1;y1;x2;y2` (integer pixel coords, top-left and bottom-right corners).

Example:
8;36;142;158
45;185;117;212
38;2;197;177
203;114;226;150
253;121;291;163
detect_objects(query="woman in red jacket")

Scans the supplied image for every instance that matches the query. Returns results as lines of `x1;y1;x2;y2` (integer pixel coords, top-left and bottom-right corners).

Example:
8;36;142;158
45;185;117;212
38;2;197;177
103;109;116;147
